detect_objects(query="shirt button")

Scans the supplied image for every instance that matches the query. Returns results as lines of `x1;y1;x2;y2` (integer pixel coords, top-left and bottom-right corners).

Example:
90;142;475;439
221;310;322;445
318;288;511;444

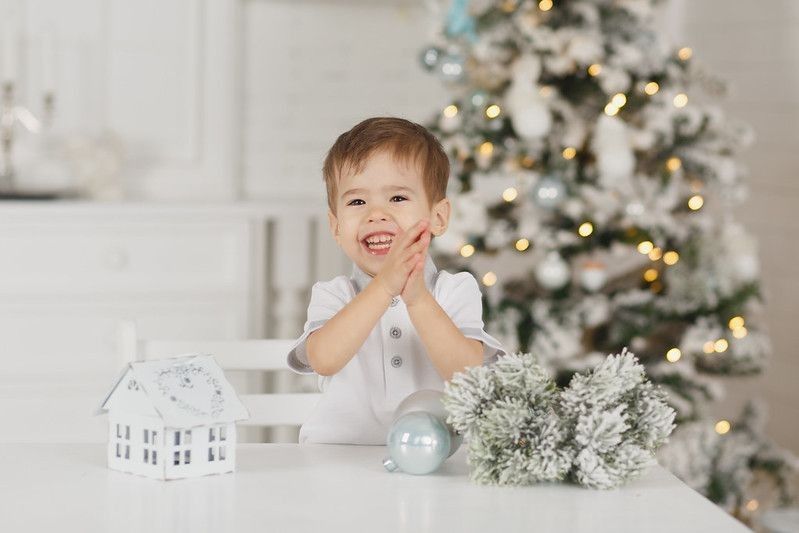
390;326;401;339
391;355;403;368
390;297;399;307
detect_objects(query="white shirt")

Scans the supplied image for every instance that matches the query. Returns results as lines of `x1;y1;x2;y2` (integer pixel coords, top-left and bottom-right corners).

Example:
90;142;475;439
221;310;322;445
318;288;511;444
286;255;507;445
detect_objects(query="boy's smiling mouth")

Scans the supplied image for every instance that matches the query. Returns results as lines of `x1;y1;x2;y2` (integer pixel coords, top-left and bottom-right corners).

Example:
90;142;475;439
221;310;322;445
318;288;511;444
362;231;395;255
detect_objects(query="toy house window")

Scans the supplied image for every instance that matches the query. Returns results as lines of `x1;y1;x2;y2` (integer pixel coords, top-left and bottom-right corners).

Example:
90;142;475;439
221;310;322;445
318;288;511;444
174;431;181;446
209;427;216;442
152;431;158;445
208;447;215;462
116;424;121;438
152;451;157;465
220;426;227;441
219;446;226;461
116;443;121;458
174;451;180;465
125;425;130;440
184;450;191;464
125;445;130;460
144;449;149;463
184;430;192;445
143;429;149;444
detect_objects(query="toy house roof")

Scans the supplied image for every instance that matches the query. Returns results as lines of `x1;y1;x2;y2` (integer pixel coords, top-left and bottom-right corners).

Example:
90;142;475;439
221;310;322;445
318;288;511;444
98;354;249;428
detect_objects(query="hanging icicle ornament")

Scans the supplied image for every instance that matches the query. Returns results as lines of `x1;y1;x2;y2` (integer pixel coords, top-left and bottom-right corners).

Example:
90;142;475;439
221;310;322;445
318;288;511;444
506;55;552;139
592;114;635;187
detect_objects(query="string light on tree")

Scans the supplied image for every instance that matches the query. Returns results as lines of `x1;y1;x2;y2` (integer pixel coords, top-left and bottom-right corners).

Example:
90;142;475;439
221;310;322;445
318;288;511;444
515;238;530;251
714;339;729;353
604;102;620;116
485;104;501;119
611;93;627;108
643;268;659;282
666;157;682;172
688;195;704;210
588;63;602;76
443;105;458;118
746;500;759;512
502;187;518;202
482;271;497;286
578;222;593;237
732;327;748;339
644;81;660;95
501;0;518;13
637;240;654;255
703;341;716;354
673;93;689;108
678;47;693;61
460;244;475;258
715;420;731;435
729;316;745;329
666;348;682;363
538;0;553;12
663;251;680;265
562;147;576;160
648;247;663;261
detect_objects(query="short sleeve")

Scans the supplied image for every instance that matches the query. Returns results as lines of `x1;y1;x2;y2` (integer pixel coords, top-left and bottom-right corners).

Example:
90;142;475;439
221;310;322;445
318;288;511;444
435;271;508;365
287;276;353;374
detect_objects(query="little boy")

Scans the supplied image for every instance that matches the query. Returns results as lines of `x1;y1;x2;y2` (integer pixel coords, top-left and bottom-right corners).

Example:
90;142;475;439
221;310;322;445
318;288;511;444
287;117;506;444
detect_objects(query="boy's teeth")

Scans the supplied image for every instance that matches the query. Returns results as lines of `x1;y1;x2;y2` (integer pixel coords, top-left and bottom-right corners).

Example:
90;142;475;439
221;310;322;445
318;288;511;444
365;234;393;244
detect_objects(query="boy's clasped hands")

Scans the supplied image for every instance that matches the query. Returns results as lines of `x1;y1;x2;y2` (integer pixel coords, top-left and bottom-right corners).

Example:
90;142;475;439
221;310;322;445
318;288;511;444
374;219;431;307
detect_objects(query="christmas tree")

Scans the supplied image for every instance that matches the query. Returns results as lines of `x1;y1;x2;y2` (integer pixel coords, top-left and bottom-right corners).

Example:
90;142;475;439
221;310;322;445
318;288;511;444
418;0;796;519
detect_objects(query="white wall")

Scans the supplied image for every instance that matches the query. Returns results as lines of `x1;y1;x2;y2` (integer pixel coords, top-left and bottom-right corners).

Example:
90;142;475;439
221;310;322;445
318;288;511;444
241;0;449;201
674;0;799;452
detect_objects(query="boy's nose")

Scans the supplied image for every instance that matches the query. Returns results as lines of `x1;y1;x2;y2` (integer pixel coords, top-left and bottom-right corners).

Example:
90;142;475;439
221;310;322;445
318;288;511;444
367;208;389;222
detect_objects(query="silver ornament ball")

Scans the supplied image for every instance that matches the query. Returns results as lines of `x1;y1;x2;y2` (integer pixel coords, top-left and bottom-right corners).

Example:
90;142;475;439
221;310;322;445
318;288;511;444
531;175;567;209
394;389;462;457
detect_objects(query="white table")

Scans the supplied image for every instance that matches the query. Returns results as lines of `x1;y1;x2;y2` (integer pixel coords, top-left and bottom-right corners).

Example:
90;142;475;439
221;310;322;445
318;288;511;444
1;443;749;533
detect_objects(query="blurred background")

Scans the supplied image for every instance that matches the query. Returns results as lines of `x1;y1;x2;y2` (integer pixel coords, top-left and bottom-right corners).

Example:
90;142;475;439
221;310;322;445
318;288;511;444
0;0;796;529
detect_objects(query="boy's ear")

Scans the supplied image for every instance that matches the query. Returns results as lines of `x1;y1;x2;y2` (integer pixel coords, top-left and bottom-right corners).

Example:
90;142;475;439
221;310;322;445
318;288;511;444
430;197;451;237
327;209;340;244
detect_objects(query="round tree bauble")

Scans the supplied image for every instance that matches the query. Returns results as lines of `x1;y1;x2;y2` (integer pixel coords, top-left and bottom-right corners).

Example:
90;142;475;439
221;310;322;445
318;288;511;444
580;260;607;292
384;412;451;475
531;175;567;209
511;99;552;139
536;252;571;290
419;46;442;71
438;52;466;82
394;389;462;457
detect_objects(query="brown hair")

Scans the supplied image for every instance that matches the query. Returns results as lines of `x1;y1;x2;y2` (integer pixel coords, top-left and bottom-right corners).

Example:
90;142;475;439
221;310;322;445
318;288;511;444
322;117;449;214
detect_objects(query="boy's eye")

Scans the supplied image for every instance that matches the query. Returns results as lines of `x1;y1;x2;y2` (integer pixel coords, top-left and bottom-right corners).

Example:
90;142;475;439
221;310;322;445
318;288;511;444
347;199;365;206
391;195;407;202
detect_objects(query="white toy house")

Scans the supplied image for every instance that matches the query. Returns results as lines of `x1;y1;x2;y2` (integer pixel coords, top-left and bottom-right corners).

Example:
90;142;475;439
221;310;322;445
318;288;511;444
98;354;249;480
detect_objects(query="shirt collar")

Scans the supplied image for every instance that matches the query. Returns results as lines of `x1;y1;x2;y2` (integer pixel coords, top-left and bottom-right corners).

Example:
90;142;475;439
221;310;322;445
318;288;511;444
351;254;438;294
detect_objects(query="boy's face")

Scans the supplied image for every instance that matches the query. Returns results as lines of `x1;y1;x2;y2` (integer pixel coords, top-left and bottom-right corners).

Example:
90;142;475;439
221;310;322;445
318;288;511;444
328;149;450;278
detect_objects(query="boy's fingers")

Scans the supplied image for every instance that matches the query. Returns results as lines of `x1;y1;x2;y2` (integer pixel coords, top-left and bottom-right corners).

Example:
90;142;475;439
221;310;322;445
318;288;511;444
401;238;428;262
397;220;429;249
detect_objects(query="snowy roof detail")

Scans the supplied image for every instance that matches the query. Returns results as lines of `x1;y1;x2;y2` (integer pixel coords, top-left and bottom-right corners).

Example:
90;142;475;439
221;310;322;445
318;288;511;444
99;354;249;428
